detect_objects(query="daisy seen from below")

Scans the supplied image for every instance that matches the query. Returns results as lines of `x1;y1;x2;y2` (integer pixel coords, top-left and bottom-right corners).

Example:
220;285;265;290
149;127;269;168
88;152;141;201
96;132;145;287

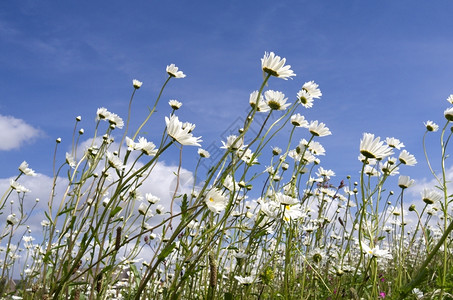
398;175;415;189
360;133;393;160
283;203;304;222
445;107;453;121
96;107;110;120
272;146;282;156
308;141;326;156
169;100;182;110
360;242;392;259
106;152;125;171
165;115;202;146
221;135;246;150
10;180;31;193
316;167;335;179
364;165;380;177
275;192;298;205
264;90;291;110
399;149;417;166
198;148;210;158
19;161;37;176
108;112;124;129
166;64;186;78
301;81;322;99
96;107;124;129
261;51;295;80
385;137;405;149
7;214;19;225
308;120;331;137
249;90;269;112
66;153;76;168
135;137;158;156
205;188;228;214
132;79;142;89
424;120;439;132
291;113;308;127
297;89;314;108
447;94;453;104
234;275;256;285
421;188;443;205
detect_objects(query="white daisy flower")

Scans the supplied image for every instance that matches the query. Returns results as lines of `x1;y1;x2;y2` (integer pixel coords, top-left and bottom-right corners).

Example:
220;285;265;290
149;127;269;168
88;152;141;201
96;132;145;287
125;137;136;151
96;107;111;120
145;193;160;204
297;89;314;108
272;147;282;155
360;133;393;160
138;203;153;217
360;242;392;259
301;81;322;99
249;90;269;112
6;214;19;226
291;113;309;127
316;167;335;179
135;137;158;156
10;180;30;193
223;175;239;191
66;153;76;168
107;112;124;129
275;192;298;205
106;152;125;171
385;137;405;149
221;135;245;150
398;175;415;189
308;141;326;156
308;120;331;137
421;188;442;205
169;100;182;110
264;90;291;110
447;94;453;104
261;51;296;80
399;149;417;166
444;107;453;121
424;120;439;132
198;148;210;158
165;115;202;146
166;64;186;78
205;188;228;214
238;148;257;165
132;79;143;89
364;165;380;177
19;161;37;176
283;203;304;222
155;204;165;215
234;275;256;285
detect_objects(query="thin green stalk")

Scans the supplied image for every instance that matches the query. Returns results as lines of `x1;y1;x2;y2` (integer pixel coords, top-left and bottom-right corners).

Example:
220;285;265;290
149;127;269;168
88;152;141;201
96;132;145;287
132;76;172;141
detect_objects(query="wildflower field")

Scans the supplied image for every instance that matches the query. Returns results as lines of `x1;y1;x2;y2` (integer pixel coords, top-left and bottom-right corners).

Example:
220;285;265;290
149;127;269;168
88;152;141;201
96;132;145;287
1;52;453;300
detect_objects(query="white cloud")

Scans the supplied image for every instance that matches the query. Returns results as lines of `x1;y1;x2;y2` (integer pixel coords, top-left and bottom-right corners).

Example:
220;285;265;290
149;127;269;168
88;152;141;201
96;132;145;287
0;114;42;150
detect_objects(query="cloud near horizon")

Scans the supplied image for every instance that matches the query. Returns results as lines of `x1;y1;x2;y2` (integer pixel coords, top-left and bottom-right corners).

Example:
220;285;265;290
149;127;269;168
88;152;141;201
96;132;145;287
0;114;43;151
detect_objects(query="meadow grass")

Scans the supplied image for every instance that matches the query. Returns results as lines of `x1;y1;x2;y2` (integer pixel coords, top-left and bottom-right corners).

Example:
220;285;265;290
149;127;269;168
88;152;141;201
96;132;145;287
1;53;452;299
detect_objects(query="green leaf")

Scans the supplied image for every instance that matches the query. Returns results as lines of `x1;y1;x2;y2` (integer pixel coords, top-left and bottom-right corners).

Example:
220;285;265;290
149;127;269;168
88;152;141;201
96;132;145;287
57;205;75;217
44;211;53;223
110;206;122;217
158;242;176;261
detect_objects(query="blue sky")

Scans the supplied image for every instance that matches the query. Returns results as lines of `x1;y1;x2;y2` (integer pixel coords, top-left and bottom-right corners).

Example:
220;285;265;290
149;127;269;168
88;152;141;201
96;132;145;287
1;1;453;195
